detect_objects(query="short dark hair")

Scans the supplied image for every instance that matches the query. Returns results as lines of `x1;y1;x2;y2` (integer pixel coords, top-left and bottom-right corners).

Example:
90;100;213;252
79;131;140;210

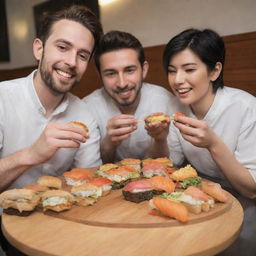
38;5;103;54
94;30;145;71
163;28;225;91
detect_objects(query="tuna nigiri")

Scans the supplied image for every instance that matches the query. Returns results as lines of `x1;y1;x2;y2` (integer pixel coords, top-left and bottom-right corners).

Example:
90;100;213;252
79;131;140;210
149;197;188;222
201;181;228;203
148;176;176;194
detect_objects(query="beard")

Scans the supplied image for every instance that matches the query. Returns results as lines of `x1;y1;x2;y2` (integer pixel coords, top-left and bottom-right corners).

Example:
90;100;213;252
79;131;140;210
39;54;78;96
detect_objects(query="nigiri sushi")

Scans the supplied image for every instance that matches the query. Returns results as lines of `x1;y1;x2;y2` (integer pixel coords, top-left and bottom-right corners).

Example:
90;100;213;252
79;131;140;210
122;179;153;203
148;176;176;194
149;197;188;222
201;181;228;203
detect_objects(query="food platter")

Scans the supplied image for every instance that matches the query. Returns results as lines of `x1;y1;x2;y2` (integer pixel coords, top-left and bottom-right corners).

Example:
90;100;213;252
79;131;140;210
45;186;233;228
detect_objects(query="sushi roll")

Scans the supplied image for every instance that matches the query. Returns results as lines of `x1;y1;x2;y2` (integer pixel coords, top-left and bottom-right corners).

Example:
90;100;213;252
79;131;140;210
71;183;102;206
122;179;153;203
63;168;94;186
141;162;168;178
149;197;188;222
89;177;112;196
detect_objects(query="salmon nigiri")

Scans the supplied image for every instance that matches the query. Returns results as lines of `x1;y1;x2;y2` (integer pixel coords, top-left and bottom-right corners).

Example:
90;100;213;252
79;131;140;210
201;181;228;203
184;186;213;202
148;176;176;194
149;197;188;222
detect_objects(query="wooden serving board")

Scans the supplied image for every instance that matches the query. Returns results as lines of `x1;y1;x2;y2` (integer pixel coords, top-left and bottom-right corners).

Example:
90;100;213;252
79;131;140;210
45;188;233;228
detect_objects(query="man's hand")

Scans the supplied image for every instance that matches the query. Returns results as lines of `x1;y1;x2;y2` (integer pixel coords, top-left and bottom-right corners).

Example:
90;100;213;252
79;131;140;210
144;112;170;142
104;114;137;146
25;122;89;165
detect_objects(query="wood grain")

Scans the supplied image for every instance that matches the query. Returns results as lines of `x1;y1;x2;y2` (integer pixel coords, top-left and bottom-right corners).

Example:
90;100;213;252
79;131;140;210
45;189;233;228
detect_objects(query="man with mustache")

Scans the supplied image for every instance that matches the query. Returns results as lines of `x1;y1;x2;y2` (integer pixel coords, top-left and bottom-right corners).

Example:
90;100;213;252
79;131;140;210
83;31;183;163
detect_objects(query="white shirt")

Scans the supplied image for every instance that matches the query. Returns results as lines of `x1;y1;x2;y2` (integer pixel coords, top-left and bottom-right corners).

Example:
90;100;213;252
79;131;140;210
0;71;102;189
83;83;185;161
168;86;256;185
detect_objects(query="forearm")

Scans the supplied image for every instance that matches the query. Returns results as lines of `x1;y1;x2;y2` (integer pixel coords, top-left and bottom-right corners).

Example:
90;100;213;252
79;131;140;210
100;137;118;164
208;137;256;199
146;138;170;158
0;148;33;192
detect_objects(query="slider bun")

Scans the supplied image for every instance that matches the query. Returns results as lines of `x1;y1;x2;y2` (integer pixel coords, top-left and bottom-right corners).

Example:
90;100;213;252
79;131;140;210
0;189;38;201
41;190;74;202
119;158;141;165
71;183;99;193
22;184;48;193
69;121;89;133
37;176;62;189
145;114;170;125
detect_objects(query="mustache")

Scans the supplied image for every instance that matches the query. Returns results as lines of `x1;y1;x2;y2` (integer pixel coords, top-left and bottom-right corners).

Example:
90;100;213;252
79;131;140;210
114;85;134;93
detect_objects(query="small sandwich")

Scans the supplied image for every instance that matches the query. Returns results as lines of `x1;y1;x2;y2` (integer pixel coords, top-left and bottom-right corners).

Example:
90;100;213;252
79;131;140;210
69;121;89;133
71;183;102;206
96;163;119;177
22;184;48;195
145;113;171;125
119;158;141;172
171;112;186;121
41;190;74;212
0;189;40;216
122;179;153;203
89;177;112;196
63;168;93;186
141;162;168;178
38;176;62;189
171;165;198;182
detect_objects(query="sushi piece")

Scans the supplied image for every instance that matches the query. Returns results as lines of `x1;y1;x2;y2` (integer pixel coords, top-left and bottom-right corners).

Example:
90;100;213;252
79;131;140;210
41;190;74;212
201;181;228;203
122;179;153;203
63;168;93;186
148;176;176;194
71;183;102;206
149;197;188;222
119;158;141;172
89;177;112;196
141;162;168;178
171;165;198;181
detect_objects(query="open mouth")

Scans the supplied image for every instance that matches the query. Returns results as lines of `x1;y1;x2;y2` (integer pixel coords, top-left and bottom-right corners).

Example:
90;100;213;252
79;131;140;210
176;88;192;95
56;69;74;79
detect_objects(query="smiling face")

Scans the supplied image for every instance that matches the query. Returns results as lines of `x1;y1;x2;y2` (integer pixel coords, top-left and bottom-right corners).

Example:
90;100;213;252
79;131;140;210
167;48;221;115
34;19;95;95
99;48;148;109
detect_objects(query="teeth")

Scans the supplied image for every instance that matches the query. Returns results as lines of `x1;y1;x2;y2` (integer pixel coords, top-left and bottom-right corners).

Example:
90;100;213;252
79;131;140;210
57;70;72;78
178;88;191;93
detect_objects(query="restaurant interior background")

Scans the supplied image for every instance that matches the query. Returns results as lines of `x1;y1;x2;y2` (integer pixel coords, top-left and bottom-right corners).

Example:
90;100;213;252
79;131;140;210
0;0;256;97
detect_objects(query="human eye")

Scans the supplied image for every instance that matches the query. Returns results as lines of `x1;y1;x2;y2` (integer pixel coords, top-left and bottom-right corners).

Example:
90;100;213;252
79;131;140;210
126;67;136;74
56;44;67;51
167;69;176;74
104;71;116;77
79;53;90;62
185;68;196;73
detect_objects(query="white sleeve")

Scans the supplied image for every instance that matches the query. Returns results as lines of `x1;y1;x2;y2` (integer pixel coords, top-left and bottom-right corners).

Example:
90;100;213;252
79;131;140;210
167;124;185;166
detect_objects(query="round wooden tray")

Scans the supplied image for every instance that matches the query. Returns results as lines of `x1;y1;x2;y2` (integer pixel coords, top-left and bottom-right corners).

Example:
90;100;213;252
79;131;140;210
45;188;233;228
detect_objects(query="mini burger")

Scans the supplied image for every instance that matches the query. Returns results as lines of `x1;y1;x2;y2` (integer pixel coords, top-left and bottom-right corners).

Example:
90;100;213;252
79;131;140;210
69;121;89;133
0;189;40;216
22;184;48;194
41;190;74;212
63;168;93;186
71;183;102;206
118;158;141;172
145;114;170;125
37;176;62;189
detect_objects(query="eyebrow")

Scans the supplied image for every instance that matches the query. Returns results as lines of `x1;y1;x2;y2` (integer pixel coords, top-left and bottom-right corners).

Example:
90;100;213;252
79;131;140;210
54;39;92;55
168;63;197;68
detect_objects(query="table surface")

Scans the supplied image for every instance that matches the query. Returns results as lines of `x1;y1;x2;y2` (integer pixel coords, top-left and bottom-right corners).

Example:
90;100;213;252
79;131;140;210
2;190;244;256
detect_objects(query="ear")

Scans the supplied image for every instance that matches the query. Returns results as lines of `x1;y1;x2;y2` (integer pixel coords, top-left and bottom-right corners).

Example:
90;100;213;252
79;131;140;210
33;38;43;61
142;61;149;80
210;62;222;82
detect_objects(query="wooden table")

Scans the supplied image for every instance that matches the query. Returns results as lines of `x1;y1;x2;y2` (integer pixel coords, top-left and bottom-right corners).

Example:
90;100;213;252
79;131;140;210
2;190;243;256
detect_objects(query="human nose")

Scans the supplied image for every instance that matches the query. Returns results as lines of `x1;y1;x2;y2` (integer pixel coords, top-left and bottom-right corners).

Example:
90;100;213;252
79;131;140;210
116;73;127;88
65;51;77;67
174;71;185;85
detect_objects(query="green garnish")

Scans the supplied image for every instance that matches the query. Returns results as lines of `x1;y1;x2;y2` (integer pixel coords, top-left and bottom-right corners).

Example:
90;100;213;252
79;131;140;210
180;177;202;189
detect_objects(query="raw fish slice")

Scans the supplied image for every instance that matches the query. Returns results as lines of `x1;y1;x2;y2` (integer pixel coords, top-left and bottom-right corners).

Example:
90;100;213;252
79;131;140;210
201;181;228;203
148;176;175;193
151;197;188;222
123;179;152;191
184;186;213;202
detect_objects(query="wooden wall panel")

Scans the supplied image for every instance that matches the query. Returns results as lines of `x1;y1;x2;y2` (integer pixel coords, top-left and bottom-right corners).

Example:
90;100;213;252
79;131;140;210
0;31;255;98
